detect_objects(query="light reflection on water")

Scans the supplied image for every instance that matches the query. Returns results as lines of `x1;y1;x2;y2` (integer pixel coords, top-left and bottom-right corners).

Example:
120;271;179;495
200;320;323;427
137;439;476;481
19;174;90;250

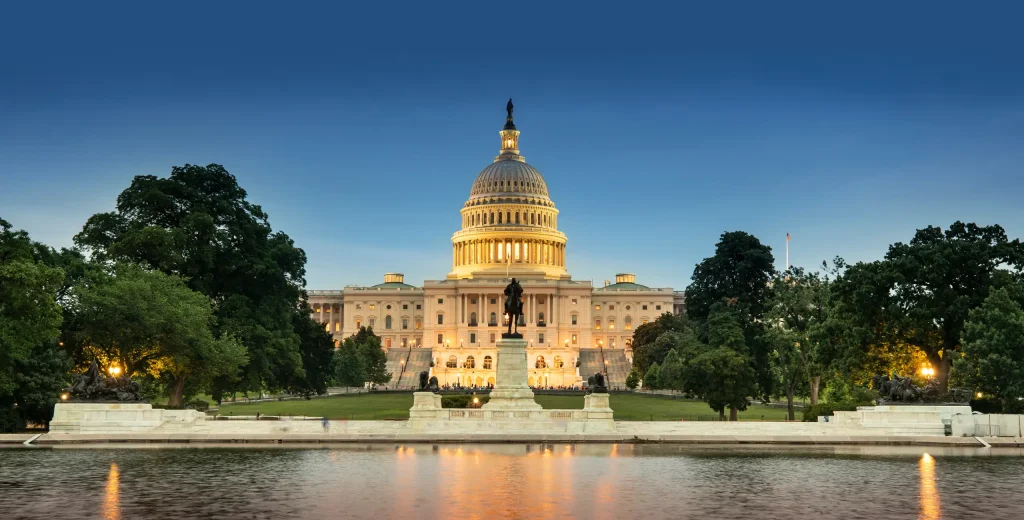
1;444;1023;519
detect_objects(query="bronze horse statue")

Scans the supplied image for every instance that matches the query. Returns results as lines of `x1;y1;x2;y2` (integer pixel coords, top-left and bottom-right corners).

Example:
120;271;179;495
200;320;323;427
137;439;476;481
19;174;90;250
504;278;524;337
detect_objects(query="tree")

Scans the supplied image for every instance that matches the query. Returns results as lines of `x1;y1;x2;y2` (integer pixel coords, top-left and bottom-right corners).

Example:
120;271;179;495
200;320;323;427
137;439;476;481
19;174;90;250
684;347;757;421
658;348;684;391
686;231;776;399
643;362;661;390
74;264;246;406
763;264;840;405
0;218;64;397
288;306;337;397
767;329;805;420
685;303;758;420
74;164;310;396
954;287;1024;412
833;222;1024;392
625;367;640;390
334;327;391;388
1;340;72;427
333;343;366;388
629;313;690;373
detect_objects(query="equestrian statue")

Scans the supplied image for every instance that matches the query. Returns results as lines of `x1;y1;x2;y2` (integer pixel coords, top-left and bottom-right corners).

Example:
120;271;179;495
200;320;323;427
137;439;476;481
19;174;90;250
503;277;524;338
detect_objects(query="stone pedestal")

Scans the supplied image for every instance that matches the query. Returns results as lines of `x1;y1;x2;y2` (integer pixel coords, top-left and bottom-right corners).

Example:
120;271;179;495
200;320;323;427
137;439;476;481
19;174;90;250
50;402;206;434
583;393;614;421
409;392;443;420
482;337;541;410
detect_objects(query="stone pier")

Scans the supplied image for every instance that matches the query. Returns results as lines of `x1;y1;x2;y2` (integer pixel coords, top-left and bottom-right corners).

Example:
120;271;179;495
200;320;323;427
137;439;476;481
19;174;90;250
482;337;542;410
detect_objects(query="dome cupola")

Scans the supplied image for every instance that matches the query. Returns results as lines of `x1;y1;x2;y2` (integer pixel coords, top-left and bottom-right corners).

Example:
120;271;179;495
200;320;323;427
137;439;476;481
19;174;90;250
449;101;569;281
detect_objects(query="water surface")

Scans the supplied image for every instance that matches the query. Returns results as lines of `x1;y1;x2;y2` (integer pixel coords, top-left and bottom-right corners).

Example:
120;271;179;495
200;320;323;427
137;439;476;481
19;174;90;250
1;444;1022;519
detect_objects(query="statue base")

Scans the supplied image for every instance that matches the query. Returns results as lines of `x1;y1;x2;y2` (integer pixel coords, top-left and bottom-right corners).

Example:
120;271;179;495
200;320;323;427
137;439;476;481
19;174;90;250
482;337;541;410
409;392;444;420
501;332;523;339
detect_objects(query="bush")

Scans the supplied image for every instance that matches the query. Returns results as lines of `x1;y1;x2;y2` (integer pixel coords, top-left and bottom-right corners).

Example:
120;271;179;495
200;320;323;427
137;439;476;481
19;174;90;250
185;399;210;412
802;401;862;422
441;394;489;408
0;408;25;433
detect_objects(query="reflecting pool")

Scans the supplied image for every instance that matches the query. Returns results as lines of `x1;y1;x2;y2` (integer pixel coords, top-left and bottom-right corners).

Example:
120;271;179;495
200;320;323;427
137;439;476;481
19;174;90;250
1;444;1022;519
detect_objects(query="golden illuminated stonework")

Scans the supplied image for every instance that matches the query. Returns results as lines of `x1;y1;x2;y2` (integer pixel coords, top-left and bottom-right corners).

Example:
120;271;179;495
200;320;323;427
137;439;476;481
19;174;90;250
449;105;569;280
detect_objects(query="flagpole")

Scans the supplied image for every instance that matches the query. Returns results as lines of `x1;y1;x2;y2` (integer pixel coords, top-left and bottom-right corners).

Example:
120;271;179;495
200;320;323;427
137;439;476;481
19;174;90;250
785;232;790;272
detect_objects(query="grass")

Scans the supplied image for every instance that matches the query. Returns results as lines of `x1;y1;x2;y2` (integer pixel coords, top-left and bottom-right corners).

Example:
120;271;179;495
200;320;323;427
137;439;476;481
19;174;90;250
210;392;795;421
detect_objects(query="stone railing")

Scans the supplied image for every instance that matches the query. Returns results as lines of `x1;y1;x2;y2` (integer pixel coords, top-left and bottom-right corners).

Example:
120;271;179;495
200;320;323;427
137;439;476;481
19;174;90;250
441;409;590;421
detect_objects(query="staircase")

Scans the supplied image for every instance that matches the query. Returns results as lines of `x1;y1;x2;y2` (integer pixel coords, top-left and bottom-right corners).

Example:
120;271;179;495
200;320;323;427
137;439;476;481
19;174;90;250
396;348;434;388
577;349;604;383
603;349;631;389
384;348;409;387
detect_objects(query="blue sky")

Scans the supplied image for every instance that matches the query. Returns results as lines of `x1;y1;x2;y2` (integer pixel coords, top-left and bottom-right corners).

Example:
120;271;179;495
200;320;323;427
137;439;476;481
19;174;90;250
2;1;1022;290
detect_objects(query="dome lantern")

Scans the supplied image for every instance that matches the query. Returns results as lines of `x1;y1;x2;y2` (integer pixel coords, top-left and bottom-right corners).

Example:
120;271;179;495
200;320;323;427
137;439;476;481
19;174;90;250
497;98;523;161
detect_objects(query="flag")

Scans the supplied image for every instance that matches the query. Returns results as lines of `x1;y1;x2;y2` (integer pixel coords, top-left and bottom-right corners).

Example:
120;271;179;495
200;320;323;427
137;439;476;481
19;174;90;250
786;232;791;242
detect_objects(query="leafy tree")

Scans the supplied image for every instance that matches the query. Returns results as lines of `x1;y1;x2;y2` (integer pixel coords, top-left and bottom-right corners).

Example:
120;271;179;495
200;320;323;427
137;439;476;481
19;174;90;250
767;330;806;420
658;349;684;391
763;264;841;404
2;340;73;426
333;343;366;388
288;306;337;397
74;264;246;406
74;164;309;396
334;327;391;388
833;222;1024;392
954;287;1024;412
686;231;776;399
682;303;757;420
625;367;640;390
0;218;64;397
629;313;690;373
643;362;661;390
686;231;776;322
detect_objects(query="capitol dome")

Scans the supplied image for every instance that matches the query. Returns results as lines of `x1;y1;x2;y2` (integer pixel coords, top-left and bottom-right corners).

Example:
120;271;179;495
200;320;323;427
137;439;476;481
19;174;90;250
468;160;551;201
448;100;569;281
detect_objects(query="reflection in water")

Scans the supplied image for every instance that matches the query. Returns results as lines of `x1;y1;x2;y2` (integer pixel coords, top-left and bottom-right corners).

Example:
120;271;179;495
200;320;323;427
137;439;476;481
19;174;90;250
919;453;940;520
102;463;120;520
4;445;1024;519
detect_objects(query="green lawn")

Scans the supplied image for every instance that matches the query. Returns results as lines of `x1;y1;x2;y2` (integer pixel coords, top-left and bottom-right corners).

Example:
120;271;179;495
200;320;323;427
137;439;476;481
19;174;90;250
211;392;794;421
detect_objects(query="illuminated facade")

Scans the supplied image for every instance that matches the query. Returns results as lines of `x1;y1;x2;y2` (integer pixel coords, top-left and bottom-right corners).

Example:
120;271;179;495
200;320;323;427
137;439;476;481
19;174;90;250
309;104;684;387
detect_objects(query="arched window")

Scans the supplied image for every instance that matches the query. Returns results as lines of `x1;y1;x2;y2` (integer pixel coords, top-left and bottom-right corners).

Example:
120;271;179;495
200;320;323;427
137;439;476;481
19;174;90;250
498;213;503;224
595;318;601;330
531;213;535;225
465;356;475;369
490;212;494;224
535;356;546;369
554;355;563;368
538;311;545;324
385;315;392;329
470;311;478;326
506;212;511;223
483;356;493;369
515;212;520;224
608;318;615;330
447;355;458;368
624;316;632;330
489;312;497;326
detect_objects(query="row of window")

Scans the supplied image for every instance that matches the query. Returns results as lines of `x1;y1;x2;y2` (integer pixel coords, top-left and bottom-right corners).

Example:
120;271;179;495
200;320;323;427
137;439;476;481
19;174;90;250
354;316;423;330
443;355;565;369
438;333;549;345
464;210;554;227
594;304;661;311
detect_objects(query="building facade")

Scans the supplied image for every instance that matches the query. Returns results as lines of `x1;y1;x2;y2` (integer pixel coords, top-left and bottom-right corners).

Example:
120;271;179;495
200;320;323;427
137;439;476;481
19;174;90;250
309;104;684;388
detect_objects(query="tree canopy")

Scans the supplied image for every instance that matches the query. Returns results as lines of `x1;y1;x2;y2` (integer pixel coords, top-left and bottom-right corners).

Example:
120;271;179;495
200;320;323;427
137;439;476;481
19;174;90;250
74;164;315;395
73;264;247;406
954;286;1024;412
833;221;1024;391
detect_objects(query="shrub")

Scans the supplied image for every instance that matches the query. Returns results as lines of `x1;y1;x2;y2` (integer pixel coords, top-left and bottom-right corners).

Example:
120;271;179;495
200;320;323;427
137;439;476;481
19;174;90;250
185;399;210;412
0;408;25;433
441;394;489;408
802;401;862;422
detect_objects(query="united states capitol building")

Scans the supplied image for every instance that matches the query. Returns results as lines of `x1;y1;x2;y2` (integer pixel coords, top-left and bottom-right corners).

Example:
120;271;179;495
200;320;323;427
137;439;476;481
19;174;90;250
309;102;684;388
